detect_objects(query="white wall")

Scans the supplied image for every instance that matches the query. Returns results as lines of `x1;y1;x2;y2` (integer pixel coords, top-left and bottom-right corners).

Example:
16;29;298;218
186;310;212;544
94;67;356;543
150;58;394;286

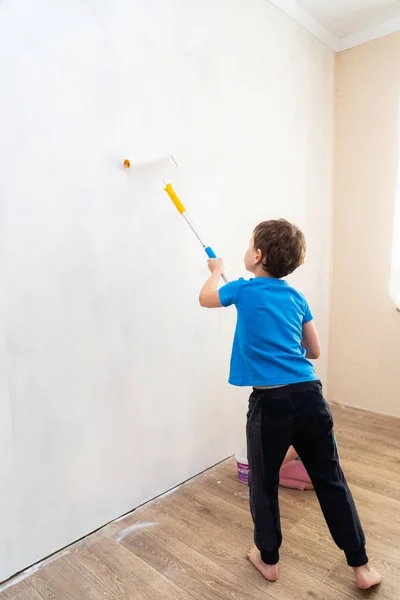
0;0;334;580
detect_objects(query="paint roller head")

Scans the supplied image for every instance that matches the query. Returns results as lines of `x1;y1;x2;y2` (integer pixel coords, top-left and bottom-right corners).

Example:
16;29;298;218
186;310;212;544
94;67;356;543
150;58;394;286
122;155;178;182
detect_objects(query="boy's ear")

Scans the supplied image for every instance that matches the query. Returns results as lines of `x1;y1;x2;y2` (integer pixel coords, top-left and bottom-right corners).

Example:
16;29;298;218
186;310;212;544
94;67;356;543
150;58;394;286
255;248;263;264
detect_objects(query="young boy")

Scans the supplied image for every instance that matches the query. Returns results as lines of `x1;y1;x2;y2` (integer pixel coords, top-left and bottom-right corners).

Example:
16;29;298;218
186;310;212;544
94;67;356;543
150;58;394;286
199;219;381;591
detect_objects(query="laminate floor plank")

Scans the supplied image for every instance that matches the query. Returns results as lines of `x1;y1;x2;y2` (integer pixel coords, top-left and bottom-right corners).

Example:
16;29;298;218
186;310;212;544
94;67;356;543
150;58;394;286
0;580;33;599
0;585;44;600
121;525;275;600
30;554;118;600
73;535;194;600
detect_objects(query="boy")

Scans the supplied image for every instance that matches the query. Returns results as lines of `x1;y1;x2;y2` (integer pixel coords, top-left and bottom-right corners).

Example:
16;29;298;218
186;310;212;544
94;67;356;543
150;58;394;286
199;219;381;591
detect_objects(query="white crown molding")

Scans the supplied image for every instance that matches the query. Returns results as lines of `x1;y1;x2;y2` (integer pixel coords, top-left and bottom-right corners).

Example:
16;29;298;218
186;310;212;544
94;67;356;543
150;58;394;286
338;15;400;51
268;0;400;53
267;0;339;51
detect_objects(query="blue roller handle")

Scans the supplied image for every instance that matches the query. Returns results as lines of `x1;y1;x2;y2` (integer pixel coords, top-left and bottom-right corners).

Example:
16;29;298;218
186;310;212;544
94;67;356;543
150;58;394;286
205;246;228;283
205;246;217;258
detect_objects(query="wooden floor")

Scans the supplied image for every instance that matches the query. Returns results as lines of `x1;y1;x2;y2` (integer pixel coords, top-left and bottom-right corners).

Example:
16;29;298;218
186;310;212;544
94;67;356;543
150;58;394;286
2;404;400;600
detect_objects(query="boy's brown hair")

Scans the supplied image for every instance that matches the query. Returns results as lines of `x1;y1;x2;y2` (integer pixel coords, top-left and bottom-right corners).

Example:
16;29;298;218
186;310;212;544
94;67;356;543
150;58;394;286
253;219;306;278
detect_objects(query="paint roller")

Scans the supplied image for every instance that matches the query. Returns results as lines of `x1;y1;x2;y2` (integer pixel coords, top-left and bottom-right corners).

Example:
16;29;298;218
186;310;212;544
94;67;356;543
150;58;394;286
124;156;228;283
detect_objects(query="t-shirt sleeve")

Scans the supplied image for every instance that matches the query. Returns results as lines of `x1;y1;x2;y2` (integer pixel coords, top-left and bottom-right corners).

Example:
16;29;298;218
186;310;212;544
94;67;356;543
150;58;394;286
302;297;314;324
218;279;242;307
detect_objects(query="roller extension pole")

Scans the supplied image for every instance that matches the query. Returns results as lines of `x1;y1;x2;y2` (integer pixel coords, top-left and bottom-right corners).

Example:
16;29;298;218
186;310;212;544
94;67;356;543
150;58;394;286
164;183;228;284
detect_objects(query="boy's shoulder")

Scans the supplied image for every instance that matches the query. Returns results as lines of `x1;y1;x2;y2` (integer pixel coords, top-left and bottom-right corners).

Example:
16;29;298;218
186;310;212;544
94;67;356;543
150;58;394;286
235;277;309;305
220;277;310;311
235;277;302;293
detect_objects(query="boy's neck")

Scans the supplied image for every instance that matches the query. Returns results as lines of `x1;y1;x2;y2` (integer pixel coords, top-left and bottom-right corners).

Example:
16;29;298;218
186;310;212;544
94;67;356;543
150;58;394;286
252;266;279;280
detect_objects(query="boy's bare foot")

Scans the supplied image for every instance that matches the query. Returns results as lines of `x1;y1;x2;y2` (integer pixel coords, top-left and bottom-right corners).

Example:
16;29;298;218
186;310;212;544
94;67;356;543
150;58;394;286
247;547;279;582
354;564;382;590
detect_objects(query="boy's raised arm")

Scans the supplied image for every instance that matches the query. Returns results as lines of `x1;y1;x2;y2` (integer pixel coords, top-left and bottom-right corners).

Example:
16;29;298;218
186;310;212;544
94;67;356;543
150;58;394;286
199;258;224;308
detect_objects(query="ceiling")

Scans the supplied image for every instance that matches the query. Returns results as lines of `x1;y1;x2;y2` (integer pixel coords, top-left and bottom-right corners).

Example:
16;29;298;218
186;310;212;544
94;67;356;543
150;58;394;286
269;0;400;51
295;0;400;39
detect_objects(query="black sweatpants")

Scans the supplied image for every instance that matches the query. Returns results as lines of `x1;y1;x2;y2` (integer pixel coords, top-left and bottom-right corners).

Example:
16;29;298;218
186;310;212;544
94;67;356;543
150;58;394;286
247;380;368;567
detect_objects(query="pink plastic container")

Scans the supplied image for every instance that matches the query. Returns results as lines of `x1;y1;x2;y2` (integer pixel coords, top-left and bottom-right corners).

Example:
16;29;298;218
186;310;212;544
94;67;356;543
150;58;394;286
236;455;249;485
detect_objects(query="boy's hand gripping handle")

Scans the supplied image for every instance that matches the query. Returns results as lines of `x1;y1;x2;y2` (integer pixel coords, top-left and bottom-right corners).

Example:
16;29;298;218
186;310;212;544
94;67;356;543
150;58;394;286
205;246;228;284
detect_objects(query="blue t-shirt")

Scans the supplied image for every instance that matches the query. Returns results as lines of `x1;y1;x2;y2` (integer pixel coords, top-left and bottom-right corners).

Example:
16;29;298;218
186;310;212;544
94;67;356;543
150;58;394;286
218;277;318;387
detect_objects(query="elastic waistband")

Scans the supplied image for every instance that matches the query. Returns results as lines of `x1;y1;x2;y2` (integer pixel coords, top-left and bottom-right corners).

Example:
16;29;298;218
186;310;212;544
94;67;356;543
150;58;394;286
254;384;288;390
252;380;321;399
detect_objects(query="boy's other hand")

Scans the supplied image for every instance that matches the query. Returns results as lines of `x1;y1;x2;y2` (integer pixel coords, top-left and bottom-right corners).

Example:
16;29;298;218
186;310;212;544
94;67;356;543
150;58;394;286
207;258;224;273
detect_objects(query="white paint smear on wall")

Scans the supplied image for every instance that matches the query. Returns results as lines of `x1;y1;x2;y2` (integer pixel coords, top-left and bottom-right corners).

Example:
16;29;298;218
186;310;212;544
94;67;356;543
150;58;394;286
0;0;333;580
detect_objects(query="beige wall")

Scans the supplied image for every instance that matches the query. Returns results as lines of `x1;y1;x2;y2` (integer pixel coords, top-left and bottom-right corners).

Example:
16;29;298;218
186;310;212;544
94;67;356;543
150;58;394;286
330;32;400;417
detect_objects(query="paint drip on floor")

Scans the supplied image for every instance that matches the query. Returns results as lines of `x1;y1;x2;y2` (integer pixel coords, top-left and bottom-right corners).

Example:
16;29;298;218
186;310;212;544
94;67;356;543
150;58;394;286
115;522;159;542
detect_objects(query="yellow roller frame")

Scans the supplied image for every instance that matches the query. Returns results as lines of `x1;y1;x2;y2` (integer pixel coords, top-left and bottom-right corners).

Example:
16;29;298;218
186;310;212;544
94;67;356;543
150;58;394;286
164;183;186;215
